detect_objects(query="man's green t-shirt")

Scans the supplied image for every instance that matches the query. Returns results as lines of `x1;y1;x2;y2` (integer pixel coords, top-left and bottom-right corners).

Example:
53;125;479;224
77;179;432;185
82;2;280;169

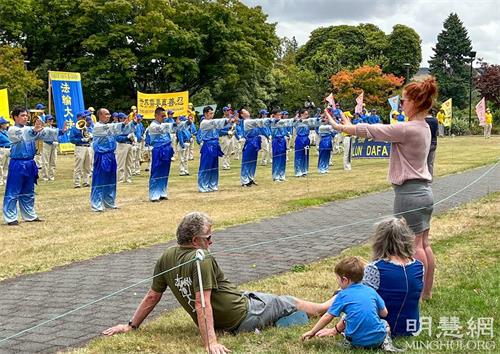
151;246;248;331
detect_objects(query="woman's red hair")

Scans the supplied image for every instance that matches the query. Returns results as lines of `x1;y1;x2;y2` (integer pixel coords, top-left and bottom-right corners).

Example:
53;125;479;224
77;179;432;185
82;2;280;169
404;77;438;114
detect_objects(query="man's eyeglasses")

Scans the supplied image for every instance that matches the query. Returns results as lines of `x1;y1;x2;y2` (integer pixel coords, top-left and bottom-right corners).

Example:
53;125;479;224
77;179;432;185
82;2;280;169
197;234;212;242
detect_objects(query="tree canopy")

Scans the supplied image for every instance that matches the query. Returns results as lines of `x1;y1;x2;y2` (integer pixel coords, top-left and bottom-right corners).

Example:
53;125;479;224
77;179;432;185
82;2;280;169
0;0;279;111
330;65;404;118
294;23;420;106
429;13;474;109
0;45;43;106
475;62;500;107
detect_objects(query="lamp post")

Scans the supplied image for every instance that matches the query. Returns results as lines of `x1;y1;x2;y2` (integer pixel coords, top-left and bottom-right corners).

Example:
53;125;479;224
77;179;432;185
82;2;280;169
468;51;476;130
404;63;411;84
23;60;30;108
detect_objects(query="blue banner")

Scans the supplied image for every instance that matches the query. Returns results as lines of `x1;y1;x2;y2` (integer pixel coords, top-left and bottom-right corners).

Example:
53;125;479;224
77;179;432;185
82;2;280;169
352;137;391;159
49;71;85;143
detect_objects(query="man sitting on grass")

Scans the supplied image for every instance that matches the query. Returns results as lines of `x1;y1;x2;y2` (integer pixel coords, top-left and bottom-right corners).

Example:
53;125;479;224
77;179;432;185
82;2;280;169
301;256;402;352
103;211;333;354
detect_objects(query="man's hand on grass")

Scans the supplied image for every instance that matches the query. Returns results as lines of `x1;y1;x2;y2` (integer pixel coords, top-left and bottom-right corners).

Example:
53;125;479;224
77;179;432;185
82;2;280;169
207;343;231;354
102;324;132;336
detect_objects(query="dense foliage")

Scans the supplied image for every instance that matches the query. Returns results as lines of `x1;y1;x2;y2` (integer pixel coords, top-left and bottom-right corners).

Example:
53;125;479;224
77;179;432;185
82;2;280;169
429;13;474;109
330;65;404;120
475;62;500;108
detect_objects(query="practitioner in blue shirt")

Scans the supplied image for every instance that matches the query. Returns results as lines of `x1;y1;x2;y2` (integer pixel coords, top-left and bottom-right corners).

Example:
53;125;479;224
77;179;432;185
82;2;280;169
282;111;292;162
132;114;145;176
90;108;138;212
293;109;321;177
197;106;231;192
317;116;337;174
176;114;192;176
69;111;93;188
240;108;268;186
148;107;182;201
368;109;381;124
40;115;67;181
259;109;272;166
269;109;294;182
187;113;197;161
164;110;177;161
233;114;244;161
3;107;60;225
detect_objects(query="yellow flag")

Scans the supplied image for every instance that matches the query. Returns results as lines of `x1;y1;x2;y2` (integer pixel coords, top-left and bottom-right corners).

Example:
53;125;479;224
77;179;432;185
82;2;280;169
0;89;13;124
137;91;189;119
441;98;452;127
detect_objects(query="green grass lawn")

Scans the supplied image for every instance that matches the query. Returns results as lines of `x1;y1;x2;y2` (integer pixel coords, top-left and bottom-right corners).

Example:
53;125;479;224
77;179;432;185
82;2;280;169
0;136;499;280
73;193;500;354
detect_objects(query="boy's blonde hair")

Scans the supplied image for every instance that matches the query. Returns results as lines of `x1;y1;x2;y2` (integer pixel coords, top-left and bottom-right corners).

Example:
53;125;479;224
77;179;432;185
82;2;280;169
334;256;367;283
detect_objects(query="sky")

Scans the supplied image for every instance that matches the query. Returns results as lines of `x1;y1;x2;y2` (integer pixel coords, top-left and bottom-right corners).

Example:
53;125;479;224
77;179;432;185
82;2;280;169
241;0;499;67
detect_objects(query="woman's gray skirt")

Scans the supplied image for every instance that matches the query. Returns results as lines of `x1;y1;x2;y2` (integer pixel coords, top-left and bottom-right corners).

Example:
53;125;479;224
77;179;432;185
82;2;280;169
393;180;434;234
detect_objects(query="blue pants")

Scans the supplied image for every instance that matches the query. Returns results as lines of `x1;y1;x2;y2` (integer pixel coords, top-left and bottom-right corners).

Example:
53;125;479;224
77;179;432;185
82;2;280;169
318;136;333;174
272;136;287;181
240;136;261;185
198;140;223;192
150;144;173;201
3;159;38;223
294;135;310;177
91;152;117;211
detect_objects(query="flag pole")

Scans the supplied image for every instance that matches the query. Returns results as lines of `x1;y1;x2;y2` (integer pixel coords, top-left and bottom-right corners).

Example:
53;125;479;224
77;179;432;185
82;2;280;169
48;71;52;116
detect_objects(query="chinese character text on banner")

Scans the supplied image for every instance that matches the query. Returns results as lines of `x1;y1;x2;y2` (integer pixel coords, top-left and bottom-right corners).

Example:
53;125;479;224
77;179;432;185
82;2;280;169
49;71;85;146
137;91;189;119
441;98;453;128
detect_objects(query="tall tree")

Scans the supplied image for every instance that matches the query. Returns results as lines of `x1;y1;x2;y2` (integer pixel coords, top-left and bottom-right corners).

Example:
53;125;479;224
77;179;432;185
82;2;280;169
475;62;500;107
384;25;422;79
429;13;473;108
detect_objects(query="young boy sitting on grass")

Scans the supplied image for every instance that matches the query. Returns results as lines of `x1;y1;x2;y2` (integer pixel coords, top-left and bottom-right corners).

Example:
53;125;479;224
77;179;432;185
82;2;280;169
301;256;401;352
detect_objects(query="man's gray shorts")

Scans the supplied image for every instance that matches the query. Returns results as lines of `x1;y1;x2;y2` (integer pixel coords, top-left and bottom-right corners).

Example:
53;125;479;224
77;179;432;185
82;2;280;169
235;291;297;333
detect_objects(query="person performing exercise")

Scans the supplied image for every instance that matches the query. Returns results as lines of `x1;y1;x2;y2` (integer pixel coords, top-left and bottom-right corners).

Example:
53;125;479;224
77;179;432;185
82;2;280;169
240;109;268;186
317;116;337;174
3;107;60;225
90;108;138;212
294;109;320;177
269;109;294;182
197;106;231;193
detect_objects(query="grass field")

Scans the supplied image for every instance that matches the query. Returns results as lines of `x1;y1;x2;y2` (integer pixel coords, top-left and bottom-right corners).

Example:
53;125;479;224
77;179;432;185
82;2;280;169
1;136;499;281
72;192;500;354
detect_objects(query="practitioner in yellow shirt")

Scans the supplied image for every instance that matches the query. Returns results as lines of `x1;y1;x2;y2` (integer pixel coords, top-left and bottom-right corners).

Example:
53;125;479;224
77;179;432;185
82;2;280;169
484;108;493;139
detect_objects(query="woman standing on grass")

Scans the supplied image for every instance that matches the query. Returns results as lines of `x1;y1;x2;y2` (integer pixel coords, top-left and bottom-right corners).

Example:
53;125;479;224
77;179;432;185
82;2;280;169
326;78;437;299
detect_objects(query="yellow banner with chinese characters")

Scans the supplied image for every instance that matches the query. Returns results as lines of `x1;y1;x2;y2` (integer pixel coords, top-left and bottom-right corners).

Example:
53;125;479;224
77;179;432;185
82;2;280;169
137;91;189;119
48;71;81;82
441;98;453;127
0;89;13;124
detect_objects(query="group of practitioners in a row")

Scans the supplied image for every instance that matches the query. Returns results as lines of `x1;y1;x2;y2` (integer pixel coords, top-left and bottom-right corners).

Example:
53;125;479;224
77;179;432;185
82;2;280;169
1;100;371;223
101;79;440;353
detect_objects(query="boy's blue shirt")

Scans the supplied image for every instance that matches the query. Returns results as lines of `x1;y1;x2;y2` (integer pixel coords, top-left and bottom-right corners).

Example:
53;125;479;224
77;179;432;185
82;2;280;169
328;283;387;347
